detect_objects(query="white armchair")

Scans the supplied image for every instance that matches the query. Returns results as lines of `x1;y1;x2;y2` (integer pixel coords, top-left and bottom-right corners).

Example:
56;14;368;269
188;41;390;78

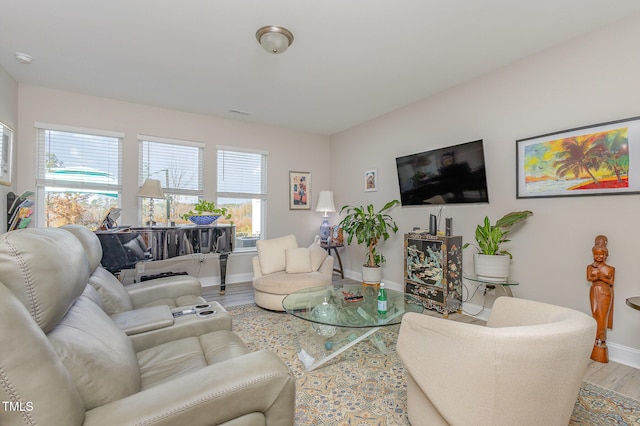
397;297;596;426
252;234;334;311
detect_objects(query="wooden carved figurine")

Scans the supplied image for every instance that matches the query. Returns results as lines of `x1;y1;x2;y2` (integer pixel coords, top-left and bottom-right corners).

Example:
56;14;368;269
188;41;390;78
586;235;614;363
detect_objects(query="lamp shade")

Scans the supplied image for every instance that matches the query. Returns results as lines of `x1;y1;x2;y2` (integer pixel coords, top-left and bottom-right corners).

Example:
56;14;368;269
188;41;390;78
136;178;165;199
315;191;336;213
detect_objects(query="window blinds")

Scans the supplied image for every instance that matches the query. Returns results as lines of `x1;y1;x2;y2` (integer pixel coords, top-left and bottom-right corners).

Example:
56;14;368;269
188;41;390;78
36;125;122;192
138;135;204;194
217;147;267;198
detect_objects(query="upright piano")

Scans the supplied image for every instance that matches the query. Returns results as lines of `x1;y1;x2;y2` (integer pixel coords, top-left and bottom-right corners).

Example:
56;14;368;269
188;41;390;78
96;224;235;294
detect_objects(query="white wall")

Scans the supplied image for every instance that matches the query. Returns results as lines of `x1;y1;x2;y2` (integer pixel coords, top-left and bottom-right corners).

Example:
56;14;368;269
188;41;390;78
330;14;640;356
0;66;18;232
16;85;332;276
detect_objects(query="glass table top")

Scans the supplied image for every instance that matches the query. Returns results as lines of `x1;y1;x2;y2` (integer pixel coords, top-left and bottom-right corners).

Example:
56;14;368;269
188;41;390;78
463;274;520;286
282;283;424;328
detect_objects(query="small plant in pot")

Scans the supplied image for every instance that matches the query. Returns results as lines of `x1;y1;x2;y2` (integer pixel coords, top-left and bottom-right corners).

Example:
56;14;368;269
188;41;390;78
181;200;231;225
462;210;533;282
338;200;400;285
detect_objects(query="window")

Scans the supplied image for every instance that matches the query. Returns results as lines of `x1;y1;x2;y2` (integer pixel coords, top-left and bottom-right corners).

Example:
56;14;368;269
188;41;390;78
138;135;204;224
36;123;122;230
0;122;13;185
217;146;267;249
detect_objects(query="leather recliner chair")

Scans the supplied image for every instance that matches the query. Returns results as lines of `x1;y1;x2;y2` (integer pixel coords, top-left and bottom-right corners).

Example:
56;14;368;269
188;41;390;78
61;225;233;350
0;228;295;425
61;224;207;314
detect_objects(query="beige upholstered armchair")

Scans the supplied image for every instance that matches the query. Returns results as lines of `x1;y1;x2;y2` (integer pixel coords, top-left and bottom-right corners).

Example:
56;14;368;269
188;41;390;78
397;297;596;426
252;234;334;311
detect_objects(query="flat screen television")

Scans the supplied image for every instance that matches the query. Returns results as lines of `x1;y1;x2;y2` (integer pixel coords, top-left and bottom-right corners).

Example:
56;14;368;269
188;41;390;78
395;139;489;205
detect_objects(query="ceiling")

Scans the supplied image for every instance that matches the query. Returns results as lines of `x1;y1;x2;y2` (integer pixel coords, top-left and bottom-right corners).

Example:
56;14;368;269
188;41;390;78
2;1;640;136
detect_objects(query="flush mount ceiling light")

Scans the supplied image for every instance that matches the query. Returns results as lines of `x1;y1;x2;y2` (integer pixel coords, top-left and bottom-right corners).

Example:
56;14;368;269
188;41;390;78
256;26;294;54
14;52;33;64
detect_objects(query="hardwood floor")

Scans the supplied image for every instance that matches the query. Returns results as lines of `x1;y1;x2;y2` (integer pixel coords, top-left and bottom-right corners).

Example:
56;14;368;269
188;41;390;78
202;281;254;308
202;277;640;400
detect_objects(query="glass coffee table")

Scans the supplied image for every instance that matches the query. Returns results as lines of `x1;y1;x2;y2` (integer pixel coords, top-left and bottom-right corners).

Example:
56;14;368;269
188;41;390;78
282;283;423;371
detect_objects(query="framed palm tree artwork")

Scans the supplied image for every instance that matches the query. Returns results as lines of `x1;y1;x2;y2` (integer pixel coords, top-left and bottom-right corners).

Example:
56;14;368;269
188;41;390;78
516;116;640;198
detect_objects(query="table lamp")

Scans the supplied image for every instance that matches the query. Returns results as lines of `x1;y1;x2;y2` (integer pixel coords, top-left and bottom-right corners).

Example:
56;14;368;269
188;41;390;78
315;190;336;243
137;178;165;226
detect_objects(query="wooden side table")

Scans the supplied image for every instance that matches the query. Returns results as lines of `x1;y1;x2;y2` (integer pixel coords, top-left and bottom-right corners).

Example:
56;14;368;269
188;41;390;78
320;242;344;279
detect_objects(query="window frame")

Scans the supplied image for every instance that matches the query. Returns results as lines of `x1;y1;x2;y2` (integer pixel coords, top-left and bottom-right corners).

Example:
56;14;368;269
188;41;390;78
35;123;123;228
216;145;268;251
138;134;205;224
0;121;14;186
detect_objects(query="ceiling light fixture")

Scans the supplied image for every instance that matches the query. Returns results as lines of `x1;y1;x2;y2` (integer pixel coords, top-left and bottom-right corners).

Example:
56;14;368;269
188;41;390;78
14;52;33;64
256;26;294;54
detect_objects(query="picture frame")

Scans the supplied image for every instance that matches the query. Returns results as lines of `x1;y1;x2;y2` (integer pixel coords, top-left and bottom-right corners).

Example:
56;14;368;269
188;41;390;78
364;168;377;192
330;225;343;246
0;122;13;186
516;116;640;199
289;171;311;209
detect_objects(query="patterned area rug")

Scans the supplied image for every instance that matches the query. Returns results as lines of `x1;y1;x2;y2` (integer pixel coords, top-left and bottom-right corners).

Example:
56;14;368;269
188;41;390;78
227;303;640;425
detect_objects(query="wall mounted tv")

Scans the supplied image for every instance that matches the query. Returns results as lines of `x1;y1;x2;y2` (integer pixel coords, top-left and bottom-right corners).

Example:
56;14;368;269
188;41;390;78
395;139;489;205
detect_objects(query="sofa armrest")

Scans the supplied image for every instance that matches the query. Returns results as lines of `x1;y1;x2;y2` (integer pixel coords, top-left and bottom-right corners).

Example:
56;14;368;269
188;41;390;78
486;295;585;328
83;350;295;426
110;305;174;335
317;255;334;278
126;275;202;306
252;256;263;278
129;304;232;352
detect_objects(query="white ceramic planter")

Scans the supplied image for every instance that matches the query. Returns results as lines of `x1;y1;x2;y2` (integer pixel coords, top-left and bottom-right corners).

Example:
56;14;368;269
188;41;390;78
361;265;382;285
473;253;510;282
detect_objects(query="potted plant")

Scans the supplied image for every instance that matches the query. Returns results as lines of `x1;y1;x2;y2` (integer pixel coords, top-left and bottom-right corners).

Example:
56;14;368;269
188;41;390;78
462;210;533;282
181;200;231;225
338;200;400;285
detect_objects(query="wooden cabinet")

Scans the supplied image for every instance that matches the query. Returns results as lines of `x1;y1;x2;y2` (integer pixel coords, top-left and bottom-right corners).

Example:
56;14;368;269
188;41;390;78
404;232;463;318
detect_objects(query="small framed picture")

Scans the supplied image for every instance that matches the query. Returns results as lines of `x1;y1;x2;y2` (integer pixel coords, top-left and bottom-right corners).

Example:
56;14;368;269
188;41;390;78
364;168;377;192
289;171;311;209
331;225;343;245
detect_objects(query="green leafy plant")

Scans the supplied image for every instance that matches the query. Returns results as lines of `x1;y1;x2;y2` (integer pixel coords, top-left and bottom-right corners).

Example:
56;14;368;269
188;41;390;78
181;200;231;221
462;210;533;258
338;200;400;267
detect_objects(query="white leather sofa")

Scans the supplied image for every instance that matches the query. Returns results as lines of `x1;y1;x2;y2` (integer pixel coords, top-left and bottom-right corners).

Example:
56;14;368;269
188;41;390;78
0;228;295;425
252;234;334;311
397;296;596;426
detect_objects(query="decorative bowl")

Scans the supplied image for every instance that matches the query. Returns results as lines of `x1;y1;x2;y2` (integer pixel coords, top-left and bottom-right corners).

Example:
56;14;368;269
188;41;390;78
188;215;220;225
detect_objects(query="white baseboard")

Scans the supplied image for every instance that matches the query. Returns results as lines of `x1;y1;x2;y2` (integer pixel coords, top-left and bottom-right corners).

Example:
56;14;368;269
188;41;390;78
608;342;640;369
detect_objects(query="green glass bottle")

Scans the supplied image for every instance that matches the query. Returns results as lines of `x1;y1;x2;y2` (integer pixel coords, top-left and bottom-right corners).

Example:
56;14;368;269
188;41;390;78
377;283;387;315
